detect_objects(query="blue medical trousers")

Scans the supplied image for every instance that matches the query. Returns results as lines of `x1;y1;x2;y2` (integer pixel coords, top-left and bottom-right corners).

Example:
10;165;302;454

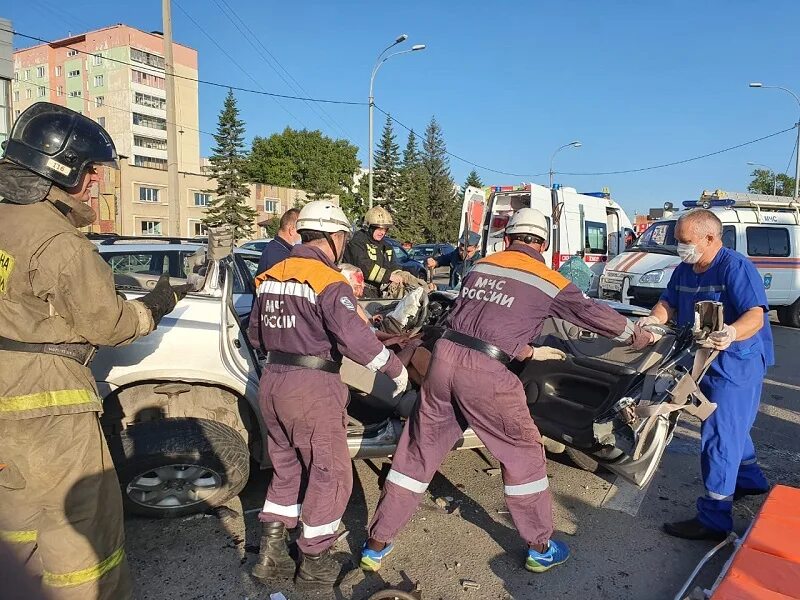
696;359;769;532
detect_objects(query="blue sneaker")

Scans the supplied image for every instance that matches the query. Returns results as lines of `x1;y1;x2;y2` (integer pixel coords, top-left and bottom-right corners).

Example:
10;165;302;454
525;540;570;573
360;542;394;572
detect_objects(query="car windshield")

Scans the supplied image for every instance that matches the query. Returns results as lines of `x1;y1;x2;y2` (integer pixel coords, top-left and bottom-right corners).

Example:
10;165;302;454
630;220;678;255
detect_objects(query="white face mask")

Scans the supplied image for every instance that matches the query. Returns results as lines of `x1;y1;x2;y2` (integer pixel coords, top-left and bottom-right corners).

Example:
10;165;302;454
677;242;702;264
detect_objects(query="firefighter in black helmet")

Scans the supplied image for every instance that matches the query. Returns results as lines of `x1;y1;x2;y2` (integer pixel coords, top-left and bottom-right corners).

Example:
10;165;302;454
0;103;188;600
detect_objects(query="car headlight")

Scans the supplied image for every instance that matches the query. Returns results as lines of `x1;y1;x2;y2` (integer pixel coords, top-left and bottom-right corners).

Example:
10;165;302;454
638;269;664;284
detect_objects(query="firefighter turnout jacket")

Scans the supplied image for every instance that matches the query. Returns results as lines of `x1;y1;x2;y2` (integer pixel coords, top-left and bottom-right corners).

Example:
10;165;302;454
343;229;396;288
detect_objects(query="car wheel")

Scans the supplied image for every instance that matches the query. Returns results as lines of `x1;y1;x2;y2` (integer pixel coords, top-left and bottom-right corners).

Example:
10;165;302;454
565;447;608;474
111;418;250;518
778;300;800;328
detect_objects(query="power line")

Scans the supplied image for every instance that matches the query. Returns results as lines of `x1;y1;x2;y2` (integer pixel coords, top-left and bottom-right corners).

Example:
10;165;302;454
172;0;305;128
784;135;797;177
557;125;798;176
213;0;352;138
5;27;367;106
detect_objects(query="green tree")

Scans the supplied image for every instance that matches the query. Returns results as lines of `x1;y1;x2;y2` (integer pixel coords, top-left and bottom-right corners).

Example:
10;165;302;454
373;115;401;210
246;128;360;203
748;168;795;196
462;169;484;196
393;129;428;243
202;89;257;242
422;116;460;242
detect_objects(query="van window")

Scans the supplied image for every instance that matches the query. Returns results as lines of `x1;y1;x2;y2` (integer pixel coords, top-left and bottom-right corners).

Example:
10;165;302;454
746;227;790;257
722;226;736;250
584;221;607;254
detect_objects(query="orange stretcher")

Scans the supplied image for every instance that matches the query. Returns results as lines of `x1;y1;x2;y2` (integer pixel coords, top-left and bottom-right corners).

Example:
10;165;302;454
676;485;800;600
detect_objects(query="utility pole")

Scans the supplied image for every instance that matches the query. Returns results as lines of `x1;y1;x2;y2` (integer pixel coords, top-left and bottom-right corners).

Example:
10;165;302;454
163;0;181;236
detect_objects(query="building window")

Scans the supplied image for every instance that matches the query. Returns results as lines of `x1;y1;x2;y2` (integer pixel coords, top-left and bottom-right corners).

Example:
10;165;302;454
68;69;80;78
194;193;211;207
37;86;46;98
189;220;208;237
93;75;104;87
23;70;30;81
134;155;168;170
13;91;19;102
130;48;166;70
25;89;32;99
67;49;78;57
139;187;161;203
97;117;106;128
131;69;165;90
92;53;103;66
14;71;19;81
95;96;104;107
133;91;166;110
132;112;167;131
140;220;163;236
746;227;790;257
36;66;45;78
264;199;278;213
134;135;167;151
68;90;82;98
55;66;62;77
56;86;63;97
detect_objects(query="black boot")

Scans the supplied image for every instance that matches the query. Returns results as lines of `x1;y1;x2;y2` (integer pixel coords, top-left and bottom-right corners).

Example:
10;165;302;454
663;518;728;541
251;522;296;582
295;549;361;588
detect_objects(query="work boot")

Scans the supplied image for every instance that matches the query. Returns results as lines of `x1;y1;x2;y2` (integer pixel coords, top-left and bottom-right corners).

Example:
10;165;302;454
295;549;361;588
251;522;296;582
663;518;728;541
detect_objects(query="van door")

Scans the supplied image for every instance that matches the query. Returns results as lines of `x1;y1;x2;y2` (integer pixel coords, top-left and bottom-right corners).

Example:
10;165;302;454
745;225;792;304
459;186;487;247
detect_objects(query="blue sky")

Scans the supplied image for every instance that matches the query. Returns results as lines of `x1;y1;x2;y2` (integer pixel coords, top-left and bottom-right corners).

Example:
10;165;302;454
8;0;800;214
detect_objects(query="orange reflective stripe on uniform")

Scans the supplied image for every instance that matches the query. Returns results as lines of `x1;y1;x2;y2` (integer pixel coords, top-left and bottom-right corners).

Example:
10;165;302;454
478;251;571;292
42;544;125;588
0;530;37;543
0;389;98;414
258;257;347;293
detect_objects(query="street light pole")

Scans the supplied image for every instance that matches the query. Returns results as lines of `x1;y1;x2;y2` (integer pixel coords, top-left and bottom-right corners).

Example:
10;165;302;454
747;161;778;195
549;140;582;189
368;36;425;209
749;83;800;199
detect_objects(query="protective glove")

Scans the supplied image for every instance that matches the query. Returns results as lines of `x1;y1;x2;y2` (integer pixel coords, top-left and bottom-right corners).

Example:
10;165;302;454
392;365;409;398
139;275;191;326
637;315;662;327
707;324;737;351
531;346;568;361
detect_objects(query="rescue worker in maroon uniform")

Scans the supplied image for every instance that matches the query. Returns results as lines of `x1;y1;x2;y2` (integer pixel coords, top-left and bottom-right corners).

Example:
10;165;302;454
247;200;408;588
0;103;187;600
361;208;659;573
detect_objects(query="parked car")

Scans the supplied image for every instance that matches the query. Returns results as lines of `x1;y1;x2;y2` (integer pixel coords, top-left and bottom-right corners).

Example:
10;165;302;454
384;237;427;279
409;243;456;277
238;238;272;253
91;229;715;518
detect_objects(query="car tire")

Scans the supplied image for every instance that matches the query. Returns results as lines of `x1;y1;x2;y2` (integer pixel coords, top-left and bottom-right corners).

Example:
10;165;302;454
111;417;250;518
565;446;608;474
778;300;800;328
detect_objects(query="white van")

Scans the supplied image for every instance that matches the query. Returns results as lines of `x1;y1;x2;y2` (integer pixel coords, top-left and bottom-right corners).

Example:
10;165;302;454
599;190;800;327
479;183;633;294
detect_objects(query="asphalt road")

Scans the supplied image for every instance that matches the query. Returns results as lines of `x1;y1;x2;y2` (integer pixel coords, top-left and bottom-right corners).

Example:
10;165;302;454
126;320;800;600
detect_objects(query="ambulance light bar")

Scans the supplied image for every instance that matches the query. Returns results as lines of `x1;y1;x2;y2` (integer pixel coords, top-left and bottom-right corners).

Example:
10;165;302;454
682;199;736;209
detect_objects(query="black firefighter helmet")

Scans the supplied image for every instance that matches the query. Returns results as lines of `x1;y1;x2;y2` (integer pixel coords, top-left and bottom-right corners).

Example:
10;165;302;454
2;102;117;192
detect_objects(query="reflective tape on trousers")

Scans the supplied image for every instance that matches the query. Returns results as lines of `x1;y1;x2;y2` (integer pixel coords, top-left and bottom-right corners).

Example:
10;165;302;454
42;545;125;588
385;469;429;493
0;530;37;544
301;518;342;539
0;389;99;414
262;500;301;518
504;476;550;496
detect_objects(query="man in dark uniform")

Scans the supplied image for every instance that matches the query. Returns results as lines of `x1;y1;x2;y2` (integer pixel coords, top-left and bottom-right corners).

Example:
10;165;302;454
255;208;300;277
343;206;403;291
427;231;482;288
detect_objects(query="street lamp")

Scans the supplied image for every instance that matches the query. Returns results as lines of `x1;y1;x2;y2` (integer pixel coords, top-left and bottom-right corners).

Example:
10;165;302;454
368;36;426;209
549;140;582;189
749;82;800;199
747;161;778;196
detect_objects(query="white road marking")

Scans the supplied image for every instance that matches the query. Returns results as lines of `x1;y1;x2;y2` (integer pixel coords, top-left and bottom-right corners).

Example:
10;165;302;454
601;477;652;516
763;378;800;392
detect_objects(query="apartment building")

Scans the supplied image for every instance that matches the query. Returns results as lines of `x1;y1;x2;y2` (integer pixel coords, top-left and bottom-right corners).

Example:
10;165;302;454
0;18;12;144
11;23;200;172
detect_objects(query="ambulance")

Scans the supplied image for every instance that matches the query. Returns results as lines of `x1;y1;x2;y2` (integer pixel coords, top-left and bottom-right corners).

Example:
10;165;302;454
599;190;800;327
465;183;634;295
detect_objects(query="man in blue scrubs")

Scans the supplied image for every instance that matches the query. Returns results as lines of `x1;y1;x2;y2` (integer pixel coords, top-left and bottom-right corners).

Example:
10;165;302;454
639;209;773;540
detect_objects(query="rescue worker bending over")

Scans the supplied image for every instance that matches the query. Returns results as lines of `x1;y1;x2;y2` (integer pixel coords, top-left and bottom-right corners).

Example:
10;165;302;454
343;206;403;291
427;231;482;289
0;103;188;600
639;209;773;541
361;208;658;574
247;200;408;588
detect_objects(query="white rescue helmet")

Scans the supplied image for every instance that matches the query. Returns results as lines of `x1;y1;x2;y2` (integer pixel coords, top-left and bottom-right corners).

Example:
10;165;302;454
505;208;549;242
296;200;351;234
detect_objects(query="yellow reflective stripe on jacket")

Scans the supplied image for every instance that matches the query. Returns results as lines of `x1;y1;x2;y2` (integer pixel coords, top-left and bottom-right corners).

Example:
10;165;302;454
42;545;125;588
0;530;37;544
0;389;98;414
368;265;386;282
